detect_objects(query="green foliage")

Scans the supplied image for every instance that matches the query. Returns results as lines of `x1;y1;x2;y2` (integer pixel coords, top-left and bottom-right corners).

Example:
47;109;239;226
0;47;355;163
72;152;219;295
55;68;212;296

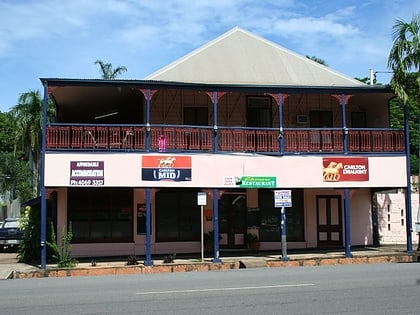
245;233;258;244
95;60;127;79
18;205;43;263
389;72;420;174
46;222;78;268
10;90;56;196
0;152;33;202
163;253;176;263
0;111;16;153
126;255;139;265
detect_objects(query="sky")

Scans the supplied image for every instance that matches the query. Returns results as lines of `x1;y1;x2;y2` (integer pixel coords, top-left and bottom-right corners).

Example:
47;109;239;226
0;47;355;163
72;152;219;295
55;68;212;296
0;0;418;112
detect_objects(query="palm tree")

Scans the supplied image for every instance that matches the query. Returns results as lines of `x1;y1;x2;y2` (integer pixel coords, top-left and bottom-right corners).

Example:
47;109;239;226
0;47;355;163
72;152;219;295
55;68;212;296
388;14;420;250
10;90;56;196
94;60;128;79
387;14;419;102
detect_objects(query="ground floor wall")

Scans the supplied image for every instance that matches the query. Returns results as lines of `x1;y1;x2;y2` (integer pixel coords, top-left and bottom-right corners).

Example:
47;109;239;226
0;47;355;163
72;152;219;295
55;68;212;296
51;187;382;258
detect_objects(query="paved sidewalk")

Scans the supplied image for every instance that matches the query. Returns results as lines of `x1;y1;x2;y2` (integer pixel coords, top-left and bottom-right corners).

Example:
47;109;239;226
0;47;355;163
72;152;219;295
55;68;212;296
0;253;39;280
1;245;418;280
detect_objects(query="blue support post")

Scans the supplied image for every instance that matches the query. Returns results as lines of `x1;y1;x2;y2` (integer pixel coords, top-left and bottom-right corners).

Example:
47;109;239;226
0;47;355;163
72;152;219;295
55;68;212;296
40;82;48;269
144;187;153;266
403;101;414;254
344;188;352;258
279;93;284;155
212;188;221;263
213;91;218;152
145;89;151;152
341;94;348;154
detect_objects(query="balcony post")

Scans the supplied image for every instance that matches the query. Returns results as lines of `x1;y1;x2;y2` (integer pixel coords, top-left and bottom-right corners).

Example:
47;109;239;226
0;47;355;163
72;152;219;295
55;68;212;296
213;91;219;152
341;93;349;154
279;93;284;155
145;89;151;152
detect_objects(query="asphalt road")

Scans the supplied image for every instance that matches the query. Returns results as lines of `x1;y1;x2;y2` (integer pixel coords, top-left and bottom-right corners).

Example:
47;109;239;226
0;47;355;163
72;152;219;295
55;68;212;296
0;262;419;314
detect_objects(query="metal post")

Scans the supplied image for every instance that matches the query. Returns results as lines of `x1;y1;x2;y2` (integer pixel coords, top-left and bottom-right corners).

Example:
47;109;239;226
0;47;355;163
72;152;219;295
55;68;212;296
40;82;48;269
403;100;414;254
144;187;153;266
201;205;204;262
281;207;289;261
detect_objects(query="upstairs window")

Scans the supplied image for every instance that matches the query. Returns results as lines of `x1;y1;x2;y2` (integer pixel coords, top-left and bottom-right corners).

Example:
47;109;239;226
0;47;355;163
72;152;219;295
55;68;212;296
247;96;272;127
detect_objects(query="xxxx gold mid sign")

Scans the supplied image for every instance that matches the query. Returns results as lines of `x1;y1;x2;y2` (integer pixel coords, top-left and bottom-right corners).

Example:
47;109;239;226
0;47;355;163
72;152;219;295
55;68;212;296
322;157;369;182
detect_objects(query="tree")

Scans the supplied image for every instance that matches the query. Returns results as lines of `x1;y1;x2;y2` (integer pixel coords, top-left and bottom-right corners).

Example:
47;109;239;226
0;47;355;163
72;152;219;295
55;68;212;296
389;73;420;174
10;90;56;196
306;55;328;66
94;60;127;79
0;112;32;203
387;14;420;176
387;14;419;102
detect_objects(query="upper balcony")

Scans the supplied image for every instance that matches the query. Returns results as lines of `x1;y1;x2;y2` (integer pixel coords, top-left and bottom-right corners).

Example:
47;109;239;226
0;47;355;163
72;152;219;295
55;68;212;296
42;79;403;156
46;124;405;155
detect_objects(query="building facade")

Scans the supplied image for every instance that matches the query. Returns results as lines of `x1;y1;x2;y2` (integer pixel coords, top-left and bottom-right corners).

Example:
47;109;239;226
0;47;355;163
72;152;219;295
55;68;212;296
40;28;414;265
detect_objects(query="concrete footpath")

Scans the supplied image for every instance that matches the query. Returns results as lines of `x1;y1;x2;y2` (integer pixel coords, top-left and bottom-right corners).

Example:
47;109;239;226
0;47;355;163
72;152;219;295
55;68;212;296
1;245;418;280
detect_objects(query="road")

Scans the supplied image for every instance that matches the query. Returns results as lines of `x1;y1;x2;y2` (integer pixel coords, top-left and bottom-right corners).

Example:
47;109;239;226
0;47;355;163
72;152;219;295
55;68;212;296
0;262;419;314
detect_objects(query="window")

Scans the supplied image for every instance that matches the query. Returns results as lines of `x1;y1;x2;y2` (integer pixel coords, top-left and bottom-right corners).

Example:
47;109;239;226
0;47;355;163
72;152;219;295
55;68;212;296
68;188;133;243
247;96;272;127
351;112;367;128
184;107;208;125
309;110;333;127
259;189;304;242
155;189;201;241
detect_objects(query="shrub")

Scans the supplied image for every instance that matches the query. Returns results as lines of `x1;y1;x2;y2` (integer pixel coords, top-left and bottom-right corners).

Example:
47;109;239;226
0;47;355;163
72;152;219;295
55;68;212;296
46;222;78;268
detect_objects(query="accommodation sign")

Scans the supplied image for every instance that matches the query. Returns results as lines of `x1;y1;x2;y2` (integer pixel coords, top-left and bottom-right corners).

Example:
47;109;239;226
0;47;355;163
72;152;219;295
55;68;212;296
70;161;104;186
239;176;276;188
142;156;192;181
322;157;369;182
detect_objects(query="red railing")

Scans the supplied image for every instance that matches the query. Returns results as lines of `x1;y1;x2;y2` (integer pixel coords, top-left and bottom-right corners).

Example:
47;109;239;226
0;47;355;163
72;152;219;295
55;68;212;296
46;125;405;154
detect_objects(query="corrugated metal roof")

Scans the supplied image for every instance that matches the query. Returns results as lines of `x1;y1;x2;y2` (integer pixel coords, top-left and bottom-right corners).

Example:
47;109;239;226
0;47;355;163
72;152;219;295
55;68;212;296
145;27;366;87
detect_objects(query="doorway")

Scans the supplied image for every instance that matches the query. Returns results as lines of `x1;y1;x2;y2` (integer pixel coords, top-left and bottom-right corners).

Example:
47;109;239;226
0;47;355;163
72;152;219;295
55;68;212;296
219;192;247;249
316;195;343;247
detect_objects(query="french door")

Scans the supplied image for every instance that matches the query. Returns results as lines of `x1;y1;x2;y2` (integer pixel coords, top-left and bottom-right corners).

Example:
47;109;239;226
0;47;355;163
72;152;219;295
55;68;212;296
316;195;343;247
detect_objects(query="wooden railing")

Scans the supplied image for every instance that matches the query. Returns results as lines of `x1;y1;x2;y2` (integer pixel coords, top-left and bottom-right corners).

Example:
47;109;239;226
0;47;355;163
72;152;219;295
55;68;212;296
46;124;405;154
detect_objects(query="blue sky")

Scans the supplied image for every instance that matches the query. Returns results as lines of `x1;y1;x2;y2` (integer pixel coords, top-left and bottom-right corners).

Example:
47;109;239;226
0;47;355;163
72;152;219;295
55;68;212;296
0;0;418;112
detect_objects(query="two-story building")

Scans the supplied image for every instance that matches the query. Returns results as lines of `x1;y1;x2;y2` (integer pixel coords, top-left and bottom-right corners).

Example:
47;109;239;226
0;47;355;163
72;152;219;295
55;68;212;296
40;27;413;266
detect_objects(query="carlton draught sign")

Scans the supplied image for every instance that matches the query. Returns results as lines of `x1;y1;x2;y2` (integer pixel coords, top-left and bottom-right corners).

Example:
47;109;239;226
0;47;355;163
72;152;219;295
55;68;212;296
322;157;369;182
141;156;192;181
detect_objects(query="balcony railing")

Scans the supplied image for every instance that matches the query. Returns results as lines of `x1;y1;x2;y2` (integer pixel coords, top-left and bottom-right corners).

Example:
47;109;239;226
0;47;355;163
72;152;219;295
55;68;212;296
46;124;405;154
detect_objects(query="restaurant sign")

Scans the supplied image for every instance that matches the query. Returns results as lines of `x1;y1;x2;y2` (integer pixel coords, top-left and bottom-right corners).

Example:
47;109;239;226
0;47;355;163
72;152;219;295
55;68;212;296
70;161;104;186
239;176;276;188
322;157;369;182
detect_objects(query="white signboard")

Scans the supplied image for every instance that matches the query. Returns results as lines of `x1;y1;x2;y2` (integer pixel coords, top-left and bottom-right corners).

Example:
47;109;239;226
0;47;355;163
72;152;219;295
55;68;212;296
274;190;292;208
197;192;207;206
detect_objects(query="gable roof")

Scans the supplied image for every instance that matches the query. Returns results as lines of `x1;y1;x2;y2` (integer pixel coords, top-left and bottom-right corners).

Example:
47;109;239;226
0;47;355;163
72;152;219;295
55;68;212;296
145;27;366;87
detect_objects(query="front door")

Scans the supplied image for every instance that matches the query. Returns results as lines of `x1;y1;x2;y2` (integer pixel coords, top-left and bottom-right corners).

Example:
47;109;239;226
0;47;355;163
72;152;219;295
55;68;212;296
316;195;342;247
219;193;247;249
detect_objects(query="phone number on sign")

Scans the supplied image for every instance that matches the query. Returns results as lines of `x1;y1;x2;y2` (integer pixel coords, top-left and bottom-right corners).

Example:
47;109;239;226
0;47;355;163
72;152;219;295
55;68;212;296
70;179;104;186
